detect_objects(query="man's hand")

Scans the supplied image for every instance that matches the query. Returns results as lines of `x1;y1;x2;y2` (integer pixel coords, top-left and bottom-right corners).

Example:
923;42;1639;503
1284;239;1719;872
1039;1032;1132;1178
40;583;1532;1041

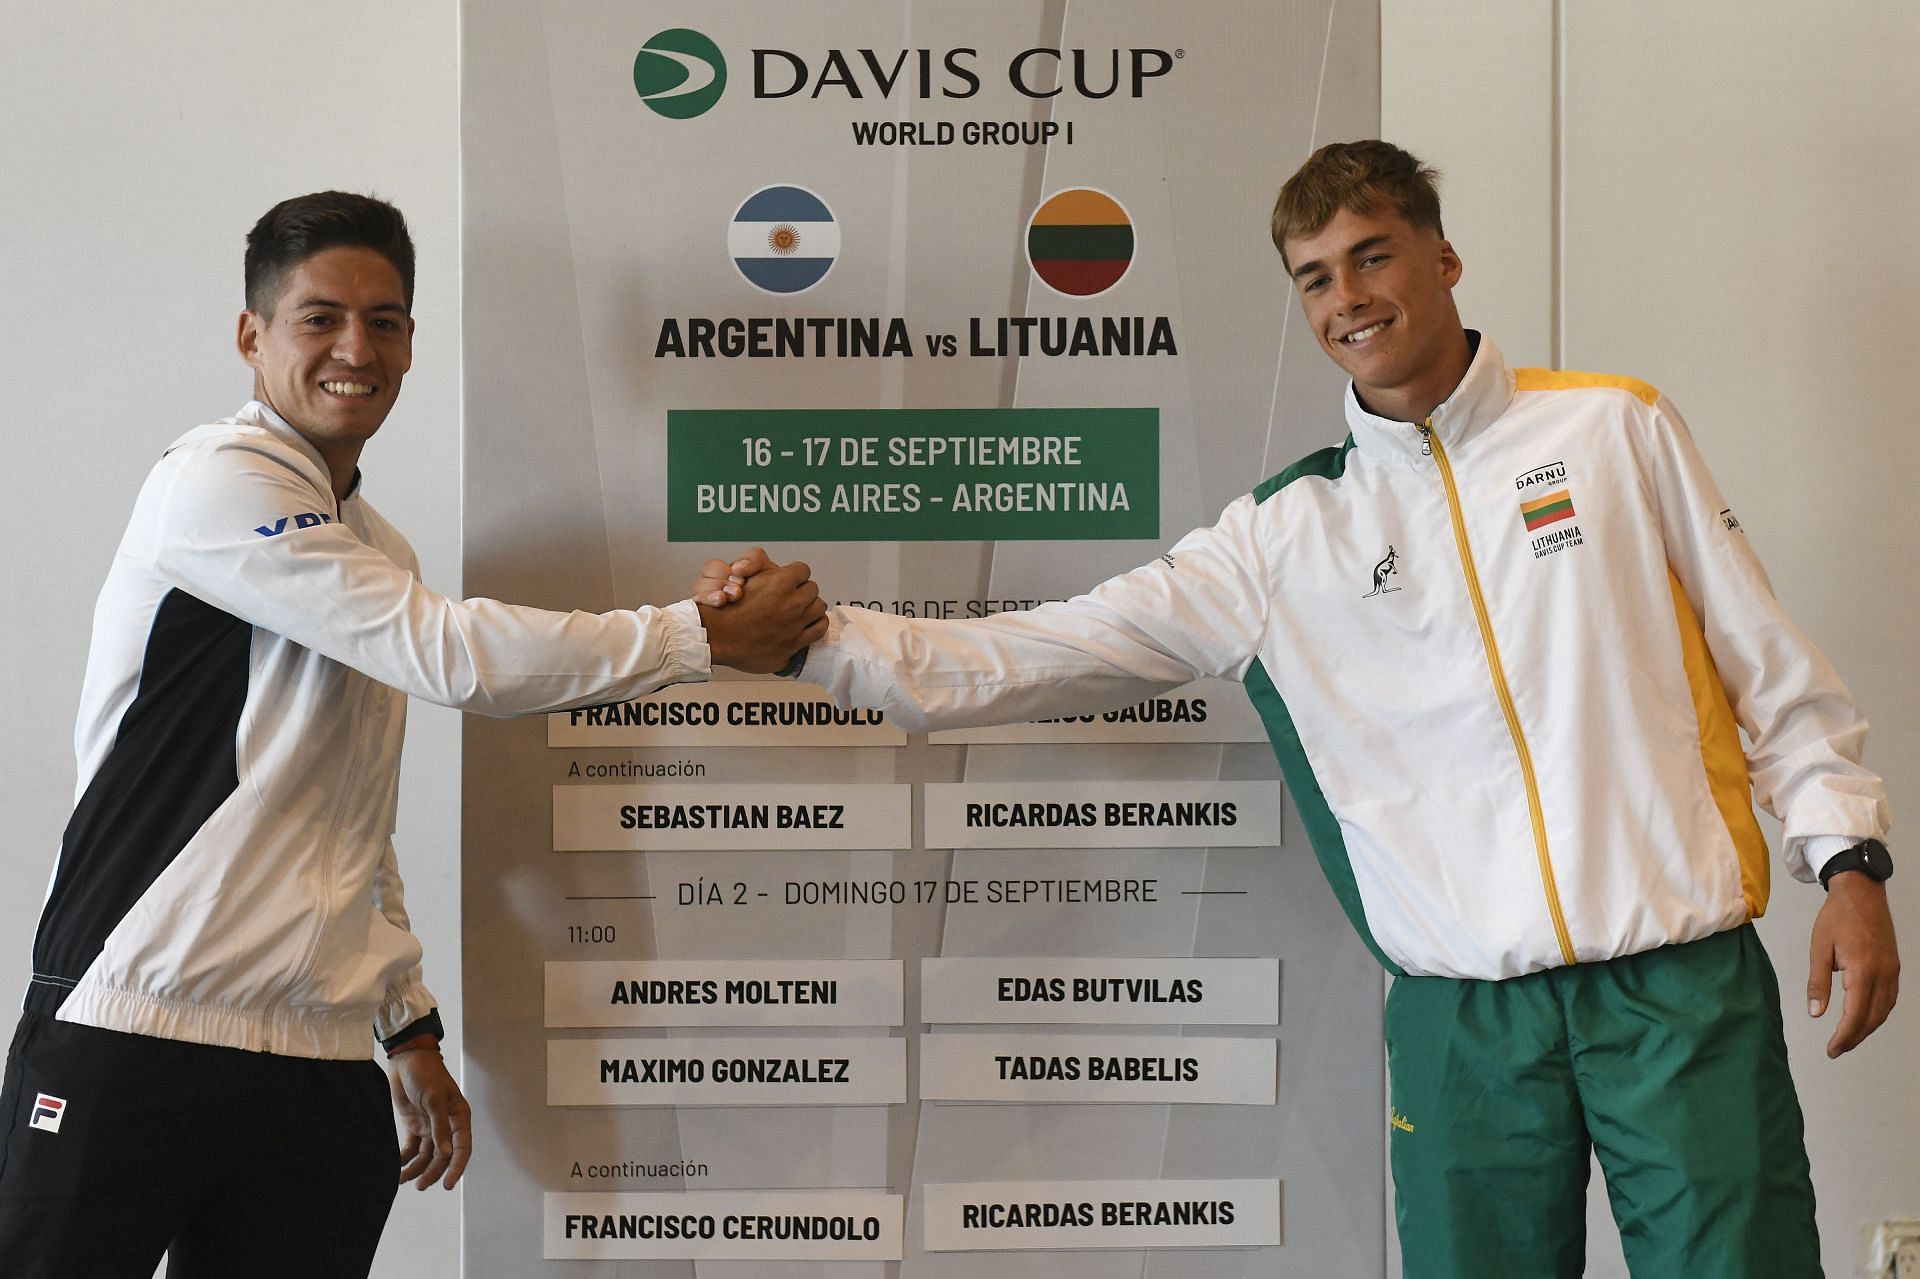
697;554;826;672
693;547;776;607
391;1046;473;1190
1808;873;1900;1057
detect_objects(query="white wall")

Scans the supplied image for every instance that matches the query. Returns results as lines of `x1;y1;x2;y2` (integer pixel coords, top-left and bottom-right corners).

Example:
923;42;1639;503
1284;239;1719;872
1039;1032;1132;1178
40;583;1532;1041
1384;1;1920;1275
0;3;461;1274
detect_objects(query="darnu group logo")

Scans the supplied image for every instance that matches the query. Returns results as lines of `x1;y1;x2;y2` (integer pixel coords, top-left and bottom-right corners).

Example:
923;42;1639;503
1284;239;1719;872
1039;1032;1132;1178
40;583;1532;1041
633;28;727;119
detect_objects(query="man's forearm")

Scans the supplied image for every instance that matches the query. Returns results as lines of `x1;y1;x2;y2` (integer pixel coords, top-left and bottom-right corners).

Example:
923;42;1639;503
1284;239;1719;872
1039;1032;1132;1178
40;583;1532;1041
799;601;1198;732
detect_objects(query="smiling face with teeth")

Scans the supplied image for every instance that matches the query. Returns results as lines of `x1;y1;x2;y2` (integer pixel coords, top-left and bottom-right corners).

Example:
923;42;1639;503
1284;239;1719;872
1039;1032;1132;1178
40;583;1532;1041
237;245;414;498
1283;205;1471;424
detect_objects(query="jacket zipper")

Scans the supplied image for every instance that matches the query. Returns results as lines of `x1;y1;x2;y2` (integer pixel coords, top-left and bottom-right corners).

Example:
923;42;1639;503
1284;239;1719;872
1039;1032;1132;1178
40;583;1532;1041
1421;420;1577;966
269;496;374;1046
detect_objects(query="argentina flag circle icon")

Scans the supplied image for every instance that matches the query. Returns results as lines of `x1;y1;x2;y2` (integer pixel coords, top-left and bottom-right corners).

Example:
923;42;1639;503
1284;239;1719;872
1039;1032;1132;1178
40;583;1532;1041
729;185;839;295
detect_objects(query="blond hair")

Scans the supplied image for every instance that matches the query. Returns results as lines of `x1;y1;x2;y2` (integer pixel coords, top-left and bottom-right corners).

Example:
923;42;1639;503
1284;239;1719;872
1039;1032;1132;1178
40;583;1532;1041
1271;140;1443;271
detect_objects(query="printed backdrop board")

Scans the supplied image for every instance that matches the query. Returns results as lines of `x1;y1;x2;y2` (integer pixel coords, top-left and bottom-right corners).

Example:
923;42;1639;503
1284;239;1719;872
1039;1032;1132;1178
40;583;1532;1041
462;2;1386;1274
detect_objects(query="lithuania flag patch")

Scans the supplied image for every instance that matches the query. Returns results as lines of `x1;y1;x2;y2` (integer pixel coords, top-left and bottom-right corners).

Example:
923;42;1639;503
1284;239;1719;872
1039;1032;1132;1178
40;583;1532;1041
1521;489;1576;531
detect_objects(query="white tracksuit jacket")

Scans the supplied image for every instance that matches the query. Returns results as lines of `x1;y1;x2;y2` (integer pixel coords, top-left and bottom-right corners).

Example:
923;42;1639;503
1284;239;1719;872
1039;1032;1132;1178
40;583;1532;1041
30;402;709;1058
802;336;1888;980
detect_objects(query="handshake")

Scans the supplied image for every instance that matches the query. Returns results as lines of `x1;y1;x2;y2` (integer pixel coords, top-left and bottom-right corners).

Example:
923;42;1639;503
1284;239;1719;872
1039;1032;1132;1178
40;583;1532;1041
689;548;827;675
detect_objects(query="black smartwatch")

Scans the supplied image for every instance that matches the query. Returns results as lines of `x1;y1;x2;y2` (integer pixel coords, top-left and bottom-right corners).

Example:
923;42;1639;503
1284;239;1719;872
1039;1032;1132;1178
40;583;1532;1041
1817;838;1893;891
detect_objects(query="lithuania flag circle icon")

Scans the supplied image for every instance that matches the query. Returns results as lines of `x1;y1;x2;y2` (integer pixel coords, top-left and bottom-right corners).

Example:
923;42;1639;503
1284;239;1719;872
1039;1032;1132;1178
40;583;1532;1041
1026;188;1135;298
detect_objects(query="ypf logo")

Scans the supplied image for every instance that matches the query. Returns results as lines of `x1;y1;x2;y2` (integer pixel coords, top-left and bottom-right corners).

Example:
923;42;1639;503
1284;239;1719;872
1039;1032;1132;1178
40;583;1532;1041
633;28;727;119
30;1093;66;1134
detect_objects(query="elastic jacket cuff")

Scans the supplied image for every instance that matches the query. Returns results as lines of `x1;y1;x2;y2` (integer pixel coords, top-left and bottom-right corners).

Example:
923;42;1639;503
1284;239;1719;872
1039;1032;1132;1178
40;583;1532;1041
381;1008;445;1054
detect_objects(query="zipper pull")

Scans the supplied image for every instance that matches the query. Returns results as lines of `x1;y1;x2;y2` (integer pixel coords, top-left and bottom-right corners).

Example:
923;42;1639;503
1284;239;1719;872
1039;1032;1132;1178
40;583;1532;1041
1419;422;1433;457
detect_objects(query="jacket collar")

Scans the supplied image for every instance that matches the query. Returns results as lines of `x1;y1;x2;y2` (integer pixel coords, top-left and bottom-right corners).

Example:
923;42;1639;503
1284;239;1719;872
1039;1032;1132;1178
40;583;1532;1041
238;400;363;502
1342;331;1515;463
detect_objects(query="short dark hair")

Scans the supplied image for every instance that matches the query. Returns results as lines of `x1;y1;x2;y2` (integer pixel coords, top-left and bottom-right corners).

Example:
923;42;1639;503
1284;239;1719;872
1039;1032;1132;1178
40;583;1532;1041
244;191;415;316
1271;140;1443;272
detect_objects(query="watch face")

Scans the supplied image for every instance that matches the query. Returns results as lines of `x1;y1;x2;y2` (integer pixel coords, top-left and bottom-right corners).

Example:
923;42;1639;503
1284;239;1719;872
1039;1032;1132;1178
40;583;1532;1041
1822;841;1894;889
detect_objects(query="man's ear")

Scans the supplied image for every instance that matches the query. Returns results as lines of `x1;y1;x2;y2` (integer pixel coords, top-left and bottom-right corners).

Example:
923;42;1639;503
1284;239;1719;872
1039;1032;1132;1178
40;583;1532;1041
237;310;265;370
1437;238;1464;290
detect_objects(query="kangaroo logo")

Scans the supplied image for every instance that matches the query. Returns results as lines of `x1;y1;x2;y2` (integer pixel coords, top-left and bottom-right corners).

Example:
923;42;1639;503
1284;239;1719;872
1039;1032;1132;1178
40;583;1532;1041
1364;545;1401;598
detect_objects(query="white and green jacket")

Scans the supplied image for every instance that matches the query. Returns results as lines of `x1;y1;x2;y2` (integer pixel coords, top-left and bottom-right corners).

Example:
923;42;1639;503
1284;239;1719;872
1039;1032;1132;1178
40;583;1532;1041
801;335;1887;980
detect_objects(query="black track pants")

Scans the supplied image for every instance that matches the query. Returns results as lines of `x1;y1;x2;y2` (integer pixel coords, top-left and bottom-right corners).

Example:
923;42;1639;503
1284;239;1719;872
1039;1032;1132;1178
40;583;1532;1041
0;1013;398;1278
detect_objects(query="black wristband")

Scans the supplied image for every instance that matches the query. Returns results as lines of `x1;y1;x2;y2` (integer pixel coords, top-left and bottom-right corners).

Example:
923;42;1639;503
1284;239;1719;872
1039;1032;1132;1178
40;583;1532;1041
1817;839;1893;891
381;1008;445;1053
775;647;809;679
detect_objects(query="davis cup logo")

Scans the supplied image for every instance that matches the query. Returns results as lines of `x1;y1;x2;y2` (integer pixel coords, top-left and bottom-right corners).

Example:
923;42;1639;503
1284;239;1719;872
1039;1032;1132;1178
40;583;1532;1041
1027;188;1135;297
633;29;727;119
30;1093;66;1134
729;185;840;295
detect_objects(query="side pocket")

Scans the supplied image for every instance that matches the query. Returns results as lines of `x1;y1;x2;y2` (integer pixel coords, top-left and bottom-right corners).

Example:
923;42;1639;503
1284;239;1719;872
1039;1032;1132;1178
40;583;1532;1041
0;1014;45;1185
360;1059;399;1166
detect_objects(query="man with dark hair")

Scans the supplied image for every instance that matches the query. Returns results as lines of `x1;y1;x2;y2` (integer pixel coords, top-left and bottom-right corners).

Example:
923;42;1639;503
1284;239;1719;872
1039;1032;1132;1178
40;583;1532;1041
700;141;1899;1275
245;189;419;314
0;190;826;1277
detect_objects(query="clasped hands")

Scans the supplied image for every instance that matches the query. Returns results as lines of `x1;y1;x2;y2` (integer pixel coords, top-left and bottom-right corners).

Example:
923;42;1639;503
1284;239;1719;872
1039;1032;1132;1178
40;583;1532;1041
692;547;824;673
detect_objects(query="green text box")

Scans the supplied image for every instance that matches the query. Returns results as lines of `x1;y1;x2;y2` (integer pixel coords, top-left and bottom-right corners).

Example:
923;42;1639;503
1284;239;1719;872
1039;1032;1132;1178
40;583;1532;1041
668;408;1158;542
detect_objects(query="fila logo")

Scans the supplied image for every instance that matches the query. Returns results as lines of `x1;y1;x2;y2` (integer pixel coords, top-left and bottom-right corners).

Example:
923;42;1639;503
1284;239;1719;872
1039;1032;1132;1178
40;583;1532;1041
29;1093;66;1133
254;512;334;538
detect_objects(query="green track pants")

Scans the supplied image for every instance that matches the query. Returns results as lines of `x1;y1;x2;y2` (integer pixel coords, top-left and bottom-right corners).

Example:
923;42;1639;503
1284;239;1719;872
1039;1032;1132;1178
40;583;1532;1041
1385;925;1820;1277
